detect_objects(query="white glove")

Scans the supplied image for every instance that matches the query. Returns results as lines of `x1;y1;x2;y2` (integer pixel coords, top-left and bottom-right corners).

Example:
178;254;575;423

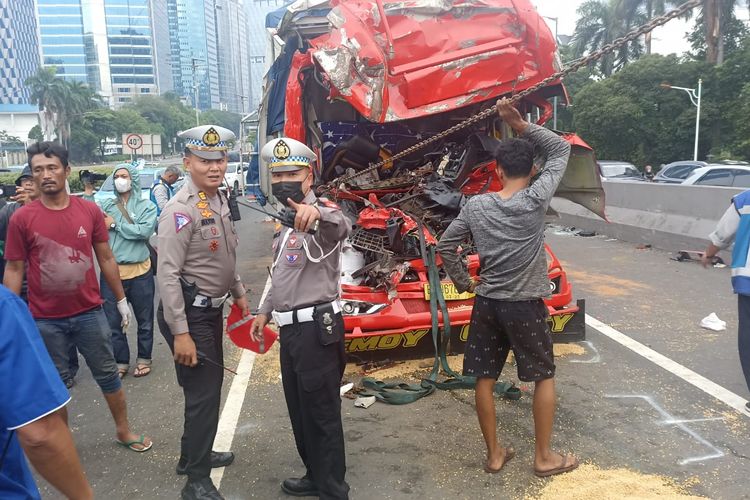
117;298;131;329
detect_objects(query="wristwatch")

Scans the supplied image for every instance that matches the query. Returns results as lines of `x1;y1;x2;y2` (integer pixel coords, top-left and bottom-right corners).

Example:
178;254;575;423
109;222;116;230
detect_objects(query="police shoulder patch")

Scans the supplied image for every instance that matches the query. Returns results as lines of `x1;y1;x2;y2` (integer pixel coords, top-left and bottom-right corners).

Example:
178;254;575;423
319;198;339;209
174;212;192;233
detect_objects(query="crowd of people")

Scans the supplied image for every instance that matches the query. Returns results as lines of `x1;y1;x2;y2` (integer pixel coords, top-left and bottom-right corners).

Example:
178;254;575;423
2;102;749;500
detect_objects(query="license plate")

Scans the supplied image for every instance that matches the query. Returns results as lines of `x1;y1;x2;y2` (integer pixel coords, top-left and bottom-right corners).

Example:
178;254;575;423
423;283;475;301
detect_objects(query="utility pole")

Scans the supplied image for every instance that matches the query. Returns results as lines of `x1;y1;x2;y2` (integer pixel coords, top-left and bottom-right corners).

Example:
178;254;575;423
192;58;202;126
237;94;247;196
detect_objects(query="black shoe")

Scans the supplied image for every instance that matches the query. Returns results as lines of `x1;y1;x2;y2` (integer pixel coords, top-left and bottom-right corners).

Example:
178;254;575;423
181;477;224;500
281;476;319;497
176;451;235;475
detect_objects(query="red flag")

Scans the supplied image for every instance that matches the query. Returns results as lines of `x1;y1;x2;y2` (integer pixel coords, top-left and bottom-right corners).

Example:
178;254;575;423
226;303;277;354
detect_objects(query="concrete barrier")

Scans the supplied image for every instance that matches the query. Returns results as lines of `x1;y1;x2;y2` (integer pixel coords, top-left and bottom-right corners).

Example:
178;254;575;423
550;180;744;253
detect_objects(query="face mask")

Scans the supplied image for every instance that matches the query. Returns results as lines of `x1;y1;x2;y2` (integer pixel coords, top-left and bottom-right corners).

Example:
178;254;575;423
114;178;132;193
272;181;305;207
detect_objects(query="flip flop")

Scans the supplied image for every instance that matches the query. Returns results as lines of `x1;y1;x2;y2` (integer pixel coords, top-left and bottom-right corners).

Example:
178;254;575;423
117;366;128;379
133;365;151;378
484;447;516;473
534;454;579;478
116;433;153;453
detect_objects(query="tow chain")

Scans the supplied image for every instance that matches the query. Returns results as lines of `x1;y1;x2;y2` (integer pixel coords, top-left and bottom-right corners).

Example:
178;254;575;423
325;0;701;190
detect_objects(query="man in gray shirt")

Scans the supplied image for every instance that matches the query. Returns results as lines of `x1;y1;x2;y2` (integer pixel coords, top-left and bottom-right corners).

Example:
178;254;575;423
437;98;579;478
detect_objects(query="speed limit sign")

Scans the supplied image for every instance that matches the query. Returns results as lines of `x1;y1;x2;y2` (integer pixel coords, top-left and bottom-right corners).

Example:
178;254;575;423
125;134;143;150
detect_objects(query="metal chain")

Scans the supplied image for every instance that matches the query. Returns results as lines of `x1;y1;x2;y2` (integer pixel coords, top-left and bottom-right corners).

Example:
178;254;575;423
327;0;700;188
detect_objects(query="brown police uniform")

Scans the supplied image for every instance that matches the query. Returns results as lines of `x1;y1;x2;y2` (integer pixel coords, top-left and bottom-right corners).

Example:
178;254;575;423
258;139;352;500
156;126;245;486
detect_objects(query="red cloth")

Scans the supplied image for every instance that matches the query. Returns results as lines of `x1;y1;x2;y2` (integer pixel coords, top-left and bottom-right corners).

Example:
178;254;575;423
5;197;109;319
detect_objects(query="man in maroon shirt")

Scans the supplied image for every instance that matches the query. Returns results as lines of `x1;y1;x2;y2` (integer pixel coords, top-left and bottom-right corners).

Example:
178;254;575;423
3;142;152;453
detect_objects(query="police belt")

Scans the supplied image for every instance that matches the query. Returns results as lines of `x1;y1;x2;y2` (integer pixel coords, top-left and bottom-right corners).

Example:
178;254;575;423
272;300;340;327
192;293;229;309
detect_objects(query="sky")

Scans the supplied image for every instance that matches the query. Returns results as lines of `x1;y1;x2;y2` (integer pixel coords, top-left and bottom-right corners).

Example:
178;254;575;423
532;0;750;56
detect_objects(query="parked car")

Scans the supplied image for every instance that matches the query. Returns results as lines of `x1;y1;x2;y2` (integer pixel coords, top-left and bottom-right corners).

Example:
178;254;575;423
682;164;750;187
598;160;644;181
224;162;247;192
93;167;160;204
653;160;707;183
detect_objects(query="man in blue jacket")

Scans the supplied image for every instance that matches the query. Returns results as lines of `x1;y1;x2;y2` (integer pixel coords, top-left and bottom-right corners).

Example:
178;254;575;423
703;191;750;412
101;163;158;378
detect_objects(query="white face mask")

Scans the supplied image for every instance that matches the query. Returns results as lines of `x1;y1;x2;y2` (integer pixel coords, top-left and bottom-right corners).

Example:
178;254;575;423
114;177;132;193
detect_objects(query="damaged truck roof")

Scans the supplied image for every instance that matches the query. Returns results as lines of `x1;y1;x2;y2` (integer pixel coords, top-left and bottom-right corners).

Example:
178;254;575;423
308;0;563;122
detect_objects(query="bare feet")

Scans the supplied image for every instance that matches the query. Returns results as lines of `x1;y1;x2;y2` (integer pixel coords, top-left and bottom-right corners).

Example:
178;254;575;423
534;451;579;477
485;446;516;473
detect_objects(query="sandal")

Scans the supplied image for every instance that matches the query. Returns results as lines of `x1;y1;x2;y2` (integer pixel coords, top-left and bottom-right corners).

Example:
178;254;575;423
534;454;579;478
134;364;151;378
116;433;153;453
485;446;516;473
117;367;128;379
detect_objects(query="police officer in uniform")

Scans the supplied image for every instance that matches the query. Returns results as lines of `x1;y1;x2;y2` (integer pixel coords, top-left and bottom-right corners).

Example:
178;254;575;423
157;125;249;500
252;138;352;499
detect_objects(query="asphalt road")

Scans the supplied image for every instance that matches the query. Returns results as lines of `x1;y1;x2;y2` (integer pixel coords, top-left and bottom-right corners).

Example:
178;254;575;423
33;215;750;499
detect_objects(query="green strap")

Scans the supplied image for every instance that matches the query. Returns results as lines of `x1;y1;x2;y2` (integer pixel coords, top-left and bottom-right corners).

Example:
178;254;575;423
357;234;521;404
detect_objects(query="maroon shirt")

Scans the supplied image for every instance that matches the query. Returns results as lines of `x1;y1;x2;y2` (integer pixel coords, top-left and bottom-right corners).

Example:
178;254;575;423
5;197;108;319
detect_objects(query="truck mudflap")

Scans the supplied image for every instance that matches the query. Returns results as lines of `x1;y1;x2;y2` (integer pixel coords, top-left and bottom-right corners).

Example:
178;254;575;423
344;299;586;362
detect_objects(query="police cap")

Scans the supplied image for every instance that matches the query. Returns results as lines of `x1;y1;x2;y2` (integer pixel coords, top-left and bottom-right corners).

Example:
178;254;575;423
261;137;315;173
179;125;235;160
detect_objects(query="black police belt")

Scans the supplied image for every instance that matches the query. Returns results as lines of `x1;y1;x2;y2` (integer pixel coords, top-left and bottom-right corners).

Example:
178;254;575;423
192;292;229;309
272;300;340;327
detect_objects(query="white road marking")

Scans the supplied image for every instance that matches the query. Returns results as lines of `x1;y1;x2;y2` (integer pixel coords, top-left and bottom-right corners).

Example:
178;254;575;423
569;340;601;364
605;394;725;465
211;277;272;487
586;314;750;418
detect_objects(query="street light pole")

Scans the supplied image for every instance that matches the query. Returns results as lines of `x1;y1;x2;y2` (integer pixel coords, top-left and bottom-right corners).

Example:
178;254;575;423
660;79;702;161
191;58;203;126
543;16;559;129
237;94;247;196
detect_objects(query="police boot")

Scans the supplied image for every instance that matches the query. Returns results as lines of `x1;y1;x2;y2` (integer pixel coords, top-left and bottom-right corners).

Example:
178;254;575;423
176;451;235;475
181;477;224;500
281;475;319;497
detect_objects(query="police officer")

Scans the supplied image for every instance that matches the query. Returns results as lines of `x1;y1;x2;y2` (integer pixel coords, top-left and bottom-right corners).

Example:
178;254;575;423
157;125;249;500
252;138;352;499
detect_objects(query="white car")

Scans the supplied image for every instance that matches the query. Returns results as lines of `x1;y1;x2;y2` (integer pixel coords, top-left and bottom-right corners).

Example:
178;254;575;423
682;164;750;187
224;162;247;192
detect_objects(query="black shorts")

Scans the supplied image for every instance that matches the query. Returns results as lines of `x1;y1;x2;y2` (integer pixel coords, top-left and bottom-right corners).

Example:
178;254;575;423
462;295;556;382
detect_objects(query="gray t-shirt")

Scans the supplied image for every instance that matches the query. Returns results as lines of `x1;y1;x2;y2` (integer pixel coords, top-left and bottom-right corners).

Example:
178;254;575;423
437;124;571;301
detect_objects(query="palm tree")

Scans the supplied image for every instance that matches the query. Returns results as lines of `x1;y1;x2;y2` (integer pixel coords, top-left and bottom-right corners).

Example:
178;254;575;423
670;0;749;65
59;80;103;146
572;0;646;76
25;67;67;141
620;0;674;54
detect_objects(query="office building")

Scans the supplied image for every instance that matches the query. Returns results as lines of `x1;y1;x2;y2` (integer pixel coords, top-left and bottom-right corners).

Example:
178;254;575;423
0;0;40;142
35;0;171;106
245;0;284;111
216;0;251;114
167;0;220;112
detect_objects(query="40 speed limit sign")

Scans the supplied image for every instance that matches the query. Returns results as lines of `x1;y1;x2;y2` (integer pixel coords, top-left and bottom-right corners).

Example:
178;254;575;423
125;134;143;150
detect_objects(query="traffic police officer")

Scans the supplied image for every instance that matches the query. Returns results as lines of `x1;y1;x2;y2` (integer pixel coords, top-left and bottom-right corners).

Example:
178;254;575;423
252;138;352;499
157;125;249;500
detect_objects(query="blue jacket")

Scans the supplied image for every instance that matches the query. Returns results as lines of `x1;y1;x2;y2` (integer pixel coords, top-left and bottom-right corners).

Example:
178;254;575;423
150;177;174;216
101;163;157;265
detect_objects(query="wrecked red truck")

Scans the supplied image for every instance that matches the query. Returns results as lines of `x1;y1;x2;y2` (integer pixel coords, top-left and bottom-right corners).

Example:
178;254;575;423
258;0;605;360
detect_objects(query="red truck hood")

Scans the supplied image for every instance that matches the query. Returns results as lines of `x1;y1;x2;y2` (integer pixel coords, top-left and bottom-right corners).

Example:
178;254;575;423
310;0;561;122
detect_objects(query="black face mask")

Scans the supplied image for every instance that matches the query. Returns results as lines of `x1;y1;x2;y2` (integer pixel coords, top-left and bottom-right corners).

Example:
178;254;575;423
272;181;305;207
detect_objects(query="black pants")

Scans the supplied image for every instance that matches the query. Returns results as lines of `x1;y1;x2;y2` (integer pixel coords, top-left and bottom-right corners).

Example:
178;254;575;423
737;294;750;393
280;311;349;500
157;301;224;480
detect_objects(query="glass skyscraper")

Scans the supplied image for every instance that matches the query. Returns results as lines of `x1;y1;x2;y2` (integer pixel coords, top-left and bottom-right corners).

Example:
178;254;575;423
0;0;40;141
245;0;285;111
167;0;220;112
35;0;171;106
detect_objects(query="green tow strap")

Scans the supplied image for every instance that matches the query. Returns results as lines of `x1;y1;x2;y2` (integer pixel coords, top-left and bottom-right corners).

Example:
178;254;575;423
358;230;521;404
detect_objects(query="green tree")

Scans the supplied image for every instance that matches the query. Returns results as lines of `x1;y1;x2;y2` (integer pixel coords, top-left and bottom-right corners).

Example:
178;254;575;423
572;0;646;76
25;67;67;141
27;125;43;142
128;94;194;153
199;109;242;136
0;131;23;146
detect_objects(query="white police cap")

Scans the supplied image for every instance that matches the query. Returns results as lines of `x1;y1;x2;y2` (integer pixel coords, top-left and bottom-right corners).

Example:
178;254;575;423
261;137;315;173
178;125;235;160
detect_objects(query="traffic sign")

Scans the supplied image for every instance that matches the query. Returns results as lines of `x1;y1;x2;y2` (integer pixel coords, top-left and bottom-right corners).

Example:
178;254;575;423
125;134;143;150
